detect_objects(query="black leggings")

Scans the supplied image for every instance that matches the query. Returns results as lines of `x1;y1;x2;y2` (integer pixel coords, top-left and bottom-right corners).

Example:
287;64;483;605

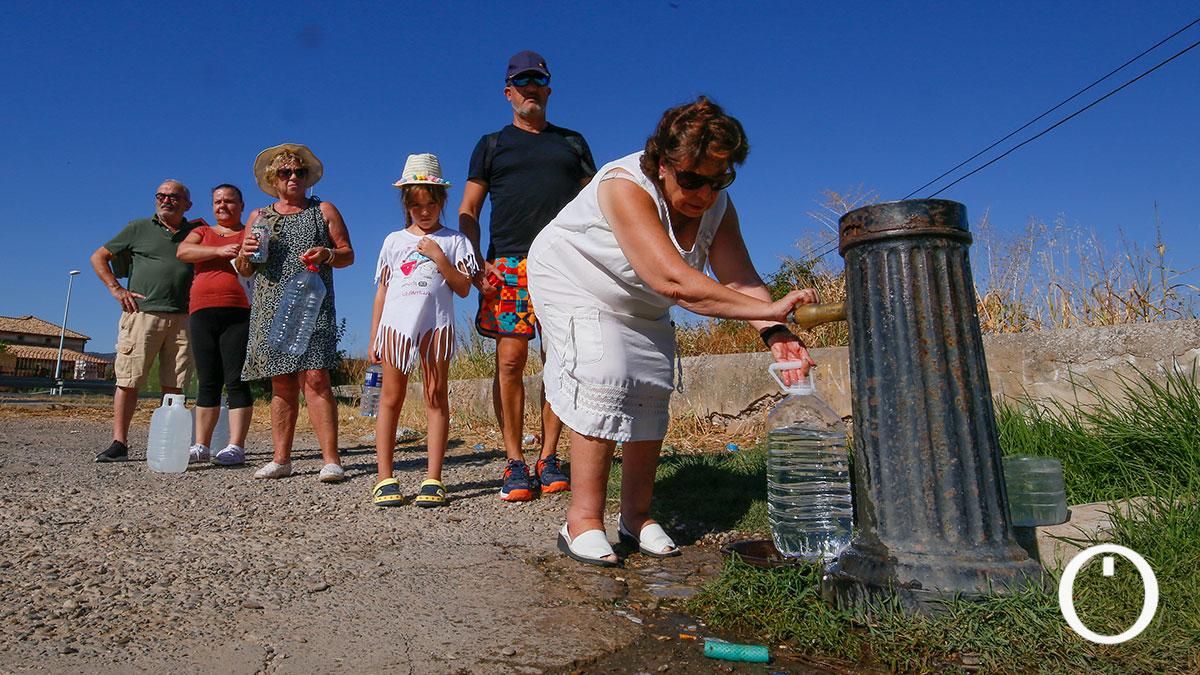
189;306;252;408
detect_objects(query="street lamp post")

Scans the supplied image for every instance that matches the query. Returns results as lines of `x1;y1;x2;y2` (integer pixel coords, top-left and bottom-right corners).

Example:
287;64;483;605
53;270;81;396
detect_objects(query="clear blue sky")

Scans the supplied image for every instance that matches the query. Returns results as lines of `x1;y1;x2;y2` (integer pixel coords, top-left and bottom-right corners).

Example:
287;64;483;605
2;2;1197;355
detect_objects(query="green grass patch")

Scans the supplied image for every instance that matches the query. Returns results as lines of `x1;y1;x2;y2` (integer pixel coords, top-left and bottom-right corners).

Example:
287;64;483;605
610;448;770;535
666;367;1200;672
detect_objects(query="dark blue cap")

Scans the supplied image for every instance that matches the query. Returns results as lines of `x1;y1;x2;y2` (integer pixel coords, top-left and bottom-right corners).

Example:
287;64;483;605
506;50;550;80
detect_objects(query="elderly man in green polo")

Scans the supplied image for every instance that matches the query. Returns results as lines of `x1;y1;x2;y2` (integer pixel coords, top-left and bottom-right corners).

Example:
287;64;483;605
90;179;198;462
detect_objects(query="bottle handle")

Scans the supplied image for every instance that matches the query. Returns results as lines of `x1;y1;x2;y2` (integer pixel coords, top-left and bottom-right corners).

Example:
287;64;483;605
768;361;814;394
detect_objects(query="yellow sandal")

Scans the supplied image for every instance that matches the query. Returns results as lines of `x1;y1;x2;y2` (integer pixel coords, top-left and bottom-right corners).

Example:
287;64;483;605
372;478;405;507
413;479;448;508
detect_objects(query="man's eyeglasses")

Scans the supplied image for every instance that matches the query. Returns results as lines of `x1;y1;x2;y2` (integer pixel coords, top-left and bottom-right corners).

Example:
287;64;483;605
508;74;550;87
155;193;185;203
673;168;736;192
276;167;309;180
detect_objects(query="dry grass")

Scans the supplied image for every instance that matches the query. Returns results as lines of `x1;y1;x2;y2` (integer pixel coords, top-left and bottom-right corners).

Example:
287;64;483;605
975;210;1198;331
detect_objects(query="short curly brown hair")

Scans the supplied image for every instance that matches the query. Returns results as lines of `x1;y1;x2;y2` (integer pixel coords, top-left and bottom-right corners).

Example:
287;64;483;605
640;96;749;186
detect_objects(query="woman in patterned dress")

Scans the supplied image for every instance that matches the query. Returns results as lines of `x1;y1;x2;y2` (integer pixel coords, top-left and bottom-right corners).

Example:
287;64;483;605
234;143;355;482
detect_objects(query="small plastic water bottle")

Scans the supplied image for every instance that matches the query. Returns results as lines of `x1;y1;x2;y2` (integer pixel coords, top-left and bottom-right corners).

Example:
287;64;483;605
360;364;383;417
766;362;853;561
247;220;269;263
268;263;326;355
147;394;192;473
210;396;231;451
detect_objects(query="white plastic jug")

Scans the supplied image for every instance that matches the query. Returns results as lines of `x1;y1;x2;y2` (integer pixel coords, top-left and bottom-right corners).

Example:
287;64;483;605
147;394;192;473
210;399;231;452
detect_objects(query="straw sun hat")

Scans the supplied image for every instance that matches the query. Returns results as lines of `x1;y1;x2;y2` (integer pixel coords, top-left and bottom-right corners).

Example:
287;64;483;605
253;142;324;197
392;153;451;188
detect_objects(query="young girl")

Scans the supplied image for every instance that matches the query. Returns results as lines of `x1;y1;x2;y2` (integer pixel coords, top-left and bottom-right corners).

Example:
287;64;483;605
369;154;478;507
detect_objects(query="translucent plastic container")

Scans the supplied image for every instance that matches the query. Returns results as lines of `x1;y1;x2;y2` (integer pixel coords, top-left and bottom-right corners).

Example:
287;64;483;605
1003;455;1068;526
268;263;326;356
147;394;191;474
766;362;853;561
209;398;230;451
360;364;383;417
247;221;270;264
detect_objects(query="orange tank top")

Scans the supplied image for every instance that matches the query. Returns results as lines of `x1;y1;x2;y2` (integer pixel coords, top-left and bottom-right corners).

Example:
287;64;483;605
189;226;250;312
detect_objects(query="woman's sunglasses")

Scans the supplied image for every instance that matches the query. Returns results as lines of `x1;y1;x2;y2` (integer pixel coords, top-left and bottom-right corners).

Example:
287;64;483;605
673;168;736;192
276;167;309;180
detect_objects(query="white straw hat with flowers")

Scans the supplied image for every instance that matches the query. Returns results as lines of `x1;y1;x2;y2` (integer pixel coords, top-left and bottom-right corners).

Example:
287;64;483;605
253;142;324;197
392;153;452;188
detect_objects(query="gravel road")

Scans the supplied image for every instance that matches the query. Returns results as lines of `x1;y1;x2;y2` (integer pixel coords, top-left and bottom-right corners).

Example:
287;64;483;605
0;404;750;674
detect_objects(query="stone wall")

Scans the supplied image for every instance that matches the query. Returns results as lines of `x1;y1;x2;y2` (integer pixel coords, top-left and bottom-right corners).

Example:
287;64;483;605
422;320;1200;435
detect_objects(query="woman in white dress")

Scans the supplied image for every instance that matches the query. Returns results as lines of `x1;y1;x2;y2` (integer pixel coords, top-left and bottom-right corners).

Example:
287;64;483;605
527;97;818;566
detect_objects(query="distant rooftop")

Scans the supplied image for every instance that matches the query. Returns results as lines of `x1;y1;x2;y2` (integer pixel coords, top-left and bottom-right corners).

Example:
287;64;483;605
3;344;110;363
0;315;89;341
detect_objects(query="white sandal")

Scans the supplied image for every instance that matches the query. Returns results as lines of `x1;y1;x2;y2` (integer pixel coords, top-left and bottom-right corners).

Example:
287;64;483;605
253;461;292;480
557;523;618;567
618;516;681;558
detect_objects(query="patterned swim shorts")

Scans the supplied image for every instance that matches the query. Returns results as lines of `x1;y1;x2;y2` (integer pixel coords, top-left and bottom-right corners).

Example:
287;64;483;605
476;256;538;339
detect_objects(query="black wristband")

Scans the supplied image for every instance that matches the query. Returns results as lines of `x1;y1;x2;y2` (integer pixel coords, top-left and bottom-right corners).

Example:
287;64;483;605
759;324;794;347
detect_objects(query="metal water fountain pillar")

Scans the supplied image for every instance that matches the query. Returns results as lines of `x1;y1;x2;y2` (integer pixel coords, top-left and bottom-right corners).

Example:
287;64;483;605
795;199;1042;612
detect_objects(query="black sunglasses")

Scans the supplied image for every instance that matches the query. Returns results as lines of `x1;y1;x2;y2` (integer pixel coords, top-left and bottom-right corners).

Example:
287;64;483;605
508;74;550;87
276;167;309;180
155;192;185;202
673;168;736;192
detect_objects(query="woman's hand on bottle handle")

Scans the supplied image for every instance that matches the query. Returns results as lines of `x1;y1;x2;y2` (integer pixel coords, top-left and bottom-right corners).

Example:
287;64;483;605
769;335;815;385
300;246;333;266
367;348;381;365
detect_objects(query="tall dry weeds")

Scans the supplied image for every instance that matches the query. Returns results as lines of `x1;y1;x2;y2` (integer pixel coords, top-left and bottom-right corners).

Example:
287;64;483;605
975;210;1198;331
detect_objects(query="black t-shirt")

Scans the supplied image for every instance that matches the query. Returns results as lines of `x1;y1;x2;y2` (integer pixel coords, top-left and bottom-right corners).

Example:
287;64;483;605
467;123;596;259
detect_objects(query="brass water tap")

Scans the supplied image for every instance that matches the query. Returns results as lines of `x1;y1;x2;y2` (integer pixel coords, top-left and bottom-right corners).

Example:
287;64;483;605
792;302;847;330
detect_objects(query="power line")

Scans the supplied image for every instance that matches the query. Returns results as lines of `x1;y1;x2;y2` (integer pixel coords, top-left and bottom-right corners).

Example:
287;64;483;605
927;36;1200;198
902;16;1200;200
800;19;1200;264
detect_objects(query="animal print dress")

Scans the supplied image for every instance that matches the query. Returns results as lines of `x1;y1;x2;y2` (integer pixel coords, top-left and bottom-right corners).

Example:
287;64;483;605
241;198;339;380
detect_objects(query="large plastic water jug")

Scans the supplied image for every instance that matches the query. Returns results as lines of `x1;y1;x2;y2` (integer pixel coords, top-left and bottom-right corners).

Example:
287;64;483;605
360;364;383;417
1003;455;1068;526
147;394;192;473
209;398;231;451
268;263;326;355
766;362;853;561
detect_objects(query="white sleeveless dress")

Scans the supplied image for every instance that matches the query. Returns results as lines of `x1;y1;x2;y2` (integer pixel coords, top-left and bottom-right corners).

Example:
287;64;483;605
527;151;727;441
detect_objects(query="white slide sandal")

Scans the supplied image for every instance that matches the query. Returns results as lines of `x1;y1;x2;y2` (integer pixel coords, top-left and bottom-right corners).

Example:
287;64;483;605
557;523;618;567
618;516;681;558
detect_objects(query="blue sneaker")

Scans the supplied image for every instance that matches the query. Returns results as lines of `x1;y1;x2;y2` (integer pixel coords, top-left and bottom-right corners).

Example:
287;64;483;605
499;459;535;502
536;453;570;494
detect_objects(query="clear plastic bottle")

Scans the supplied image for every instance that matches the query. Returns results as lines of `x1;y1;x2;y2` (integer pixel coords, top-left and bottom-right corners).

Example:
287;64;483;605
268;263;326;355
766;362;853;561
209;396;231;451
247;220;270;264
360;364;383;417
147;394;192;473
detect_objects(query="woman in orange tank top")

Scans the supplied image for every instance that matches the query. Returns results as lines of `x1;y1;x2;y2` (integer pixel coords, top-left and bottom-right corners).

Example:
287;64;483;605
176;184;254;466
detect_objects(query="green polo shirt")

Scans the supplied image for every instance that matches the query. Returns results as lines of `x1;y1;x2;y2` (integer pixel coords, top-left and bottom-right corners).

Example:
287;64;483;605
104;216;195;313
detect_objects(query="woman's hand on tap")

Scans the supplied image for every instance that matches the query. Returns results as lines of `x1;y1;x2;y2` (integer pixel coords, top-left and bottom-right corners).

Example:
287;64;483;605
766;288;819;323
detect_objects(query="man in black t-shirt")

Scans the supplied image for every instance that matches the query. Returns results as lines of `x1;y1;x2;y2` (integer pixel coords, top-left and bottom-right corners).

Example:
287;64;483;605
459;50;596;502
